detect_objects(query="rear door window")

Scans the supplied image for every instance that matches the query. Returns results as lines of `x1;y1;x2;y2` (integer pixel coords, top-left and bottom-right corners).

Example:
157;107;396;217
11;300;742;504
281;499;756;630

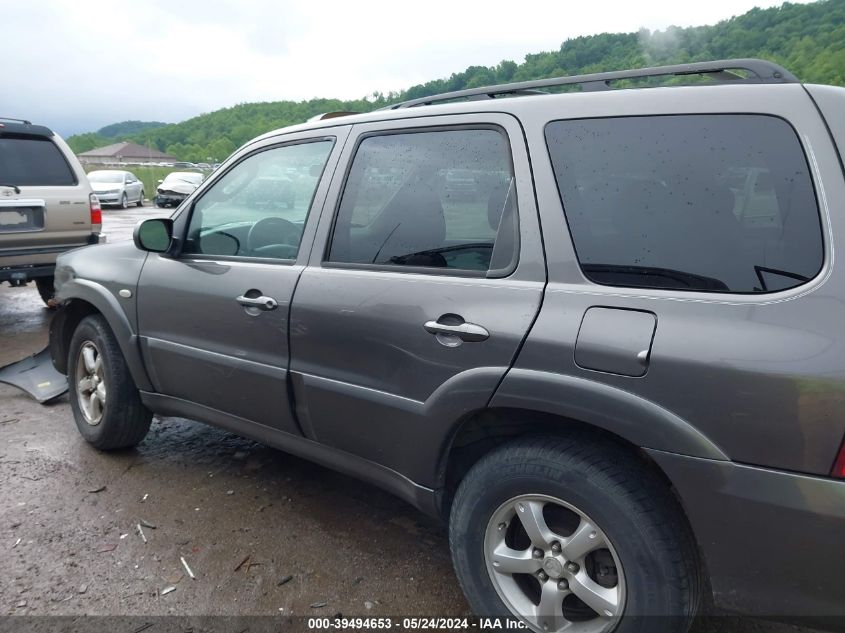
0;136;76;186
327;128;518;275
545;115;823;293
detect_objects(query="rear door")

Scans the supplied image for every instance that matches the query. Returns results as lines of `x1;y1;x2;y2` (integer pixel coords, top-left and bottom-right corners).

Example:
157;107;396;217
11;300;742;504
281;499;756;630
0;128;92;265
137;127;348;435
288;113;546;485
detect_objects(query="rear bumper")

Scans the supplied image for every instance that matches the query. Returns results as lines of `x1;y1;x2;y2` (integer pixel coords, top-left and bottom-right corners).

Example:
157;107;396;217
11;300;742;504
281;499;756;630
648;449;845;622
0;263;55;282
0;234;103;272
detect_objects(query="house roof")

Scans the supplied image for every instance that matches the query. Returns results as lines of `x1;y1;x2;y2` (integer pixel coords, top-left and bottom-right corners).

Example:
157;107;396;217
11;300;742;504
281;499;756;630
78;141;176;160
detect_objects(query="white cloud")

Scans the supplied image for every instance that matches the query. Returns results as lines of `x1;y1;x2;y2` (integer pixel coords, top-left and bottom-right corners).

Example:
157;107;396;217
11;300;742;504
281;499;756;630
0;0;815;135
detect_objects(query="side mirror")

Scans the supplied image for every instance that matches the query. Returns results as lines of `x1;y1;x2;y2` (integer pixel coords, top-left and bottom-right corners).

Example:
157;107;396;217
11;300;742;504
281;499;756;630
157;179;164;184
134;218;174;253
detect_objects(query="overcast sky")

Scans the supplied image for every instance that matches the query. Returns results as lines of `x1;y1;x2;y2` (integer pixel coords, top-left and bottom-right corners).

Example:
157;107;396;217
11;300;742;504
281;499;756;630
1;0;813;136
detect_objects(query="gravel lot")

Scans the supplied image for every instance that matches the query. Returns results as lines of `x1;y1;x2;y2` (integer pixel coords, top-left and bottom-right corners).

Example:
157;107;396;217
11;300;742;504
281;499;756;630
0;205;821;632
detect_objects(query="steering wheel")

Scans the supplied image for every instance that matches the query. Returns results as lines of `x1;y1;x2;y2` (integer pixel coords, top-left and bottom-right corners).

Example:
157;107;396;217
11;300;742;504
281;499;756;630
247;217;301;257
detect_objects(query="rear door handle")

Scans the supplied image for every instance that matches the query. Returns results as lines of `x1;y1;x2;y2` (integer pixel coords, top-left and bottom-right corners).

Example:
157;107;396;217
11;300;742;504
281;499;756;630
236;295;278;311
424;320;489;342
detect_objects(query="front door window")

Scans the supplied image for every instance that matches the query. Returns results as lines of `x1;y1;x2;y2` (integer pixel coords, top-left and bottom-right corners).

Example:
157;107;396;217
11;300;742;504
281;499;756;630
184;139;334;261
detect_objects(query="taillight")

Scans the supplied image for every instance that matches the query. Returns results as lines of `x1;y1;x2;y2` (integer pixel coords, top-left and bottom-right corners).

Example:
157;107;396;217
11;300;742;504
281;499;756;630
832;438;845;479
89;193;102;225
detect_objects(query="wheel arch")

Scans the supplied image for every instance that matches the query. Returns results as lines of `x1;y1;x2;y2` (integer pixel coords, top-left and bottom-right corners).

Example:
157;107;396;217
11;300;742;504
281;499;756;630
50;281;153;391
436;405;719;512
436;405;715;607
488;369;726;459
435;369;726;506
434;369;728;597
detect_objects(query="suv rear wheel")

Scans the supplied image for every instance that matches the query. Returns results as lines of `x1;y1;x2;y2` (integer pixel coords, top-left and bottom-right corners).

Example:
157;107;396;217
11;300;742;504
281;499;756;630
450;435;700;633
68;314;152;449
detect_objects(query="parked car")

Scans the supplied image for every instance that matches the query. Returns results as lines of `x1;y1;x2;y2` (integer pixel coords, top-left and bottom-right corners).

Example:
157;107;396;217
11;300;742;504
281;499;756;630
443;168;480;199
87;169;144;208
153;171;204;208
237;175;295;210
0;117;101;305
48;60;845;632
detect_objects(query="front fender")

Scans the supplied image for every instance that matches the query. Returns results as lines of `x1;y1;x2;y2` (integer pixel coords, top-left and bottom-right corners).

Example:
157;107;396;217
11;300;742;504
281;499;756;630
50;278;152;391
489;368;728;461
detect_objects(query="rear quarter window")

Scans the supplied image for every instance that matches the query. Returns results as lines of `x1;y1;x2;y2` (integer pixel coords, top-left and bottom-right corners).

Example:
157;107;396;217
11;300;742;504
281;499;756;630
545;114;823;293
0;135;77;186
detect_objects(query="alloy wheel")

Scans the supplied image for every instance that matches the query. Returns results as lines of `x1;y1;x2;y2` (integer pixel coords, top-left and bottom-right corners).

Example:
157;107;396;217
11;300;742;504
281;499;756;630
484;494;626;633
75;341;106;425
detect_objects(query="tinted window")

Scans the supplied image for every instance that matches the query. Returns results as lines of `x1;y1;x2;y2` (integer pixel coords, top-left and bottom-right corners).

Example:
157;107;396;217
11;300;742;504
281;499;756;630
0;136;76;186
327;129;518;274
546;115;822;293
183;139;333;260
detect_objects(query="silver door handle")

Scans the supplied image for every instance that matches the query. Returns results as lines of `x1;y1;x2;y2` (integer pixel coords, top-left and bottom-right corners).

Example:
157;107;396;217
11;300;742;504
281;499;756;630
424;320;489;342
236;295;278;311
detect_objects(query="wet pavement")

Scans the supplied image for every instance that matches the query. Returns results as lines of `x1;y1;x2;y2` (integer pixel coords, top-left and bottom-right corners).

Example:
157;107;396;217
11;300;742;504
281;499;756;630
0;206;822;631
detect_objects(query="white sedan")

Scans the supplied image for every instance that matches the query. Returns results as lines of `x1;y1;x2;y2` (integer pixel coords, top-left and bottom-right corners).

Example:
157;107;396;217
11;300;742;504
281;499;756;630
87;170;144;208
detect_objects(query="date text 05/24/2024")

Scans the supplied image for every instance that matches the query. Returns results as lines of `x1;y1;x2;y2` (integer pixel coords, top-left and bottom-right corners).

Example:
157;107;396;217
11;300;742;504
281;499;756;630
307;617;528;630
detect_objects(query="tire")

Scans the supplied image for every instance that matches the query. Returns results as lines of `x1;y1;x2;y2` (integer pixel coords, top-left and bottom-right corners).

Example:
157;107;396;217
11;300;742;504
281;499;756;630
450;434;700;633
120;193;128;209
35;276;56;307
137;190;145;207
67;314;152;450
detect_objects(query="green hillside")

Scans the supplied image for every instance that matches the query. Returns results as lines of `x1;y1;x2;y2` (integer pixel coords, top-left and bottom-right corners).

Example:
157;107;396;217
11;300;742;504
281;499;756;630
68;0;844;163
97;120;167;139
68;120;169;154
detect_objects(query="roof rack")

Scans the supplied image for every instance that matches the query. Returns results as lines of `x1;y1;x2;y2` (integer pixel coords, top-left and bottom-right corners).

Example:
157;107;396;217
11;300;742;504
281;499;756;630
383;59;798;110
307;111;360;122
0;117;33;125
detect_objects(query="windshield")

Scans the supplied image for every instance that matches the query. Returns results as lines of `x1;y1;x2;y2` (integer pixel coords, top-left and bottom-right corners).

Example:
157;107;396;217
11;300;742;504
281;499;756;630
88;171;125;183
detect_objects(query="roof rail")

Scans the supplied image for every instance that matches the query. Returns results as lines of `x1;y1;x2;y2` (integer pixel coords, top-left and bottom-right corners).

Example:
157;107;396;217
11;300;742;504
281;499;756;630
383;59;798;110
0;117;33;125
307;111;360;122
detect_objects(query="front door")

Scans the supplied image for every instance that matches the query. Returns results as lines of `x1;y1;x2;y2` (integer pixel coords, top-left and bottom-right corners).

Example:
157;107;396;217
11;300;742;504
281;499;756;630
137;130;346;434
289;114;546;485
125;173;142;203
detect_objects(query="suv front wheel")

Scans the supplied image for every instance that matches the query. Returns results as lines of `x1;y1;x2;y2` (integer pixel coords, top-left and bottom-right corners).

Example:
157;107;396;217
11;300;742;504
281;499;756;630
449;435;700;633
68;314;152;449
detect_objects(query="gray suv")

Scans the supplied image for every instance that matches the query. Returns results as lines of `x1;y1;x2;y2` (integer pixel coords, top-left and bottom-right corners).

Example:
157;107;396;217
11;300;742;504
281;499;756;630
0;118;101;304
48;60;845;632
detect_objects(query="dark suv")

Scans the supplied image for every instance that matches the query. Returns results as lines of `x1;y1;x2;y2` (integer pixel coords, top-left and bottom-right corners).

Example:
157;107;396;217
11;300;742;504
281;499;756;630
48;60;845;632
